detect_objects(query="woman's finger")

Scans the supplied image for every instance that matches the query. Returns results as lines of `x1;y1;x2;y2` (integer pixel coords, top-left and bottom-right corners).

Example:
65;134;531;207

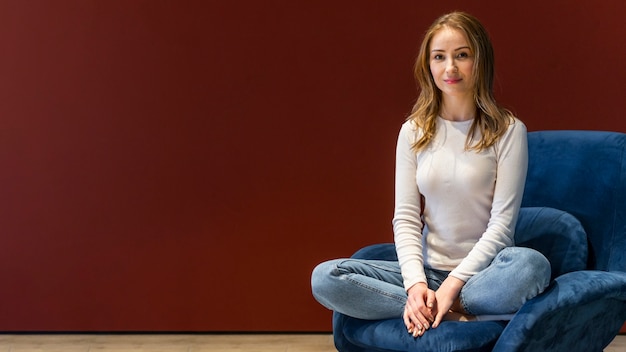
403;306;414;331
424;289;436;322
433;307;446;329
405;304;428;337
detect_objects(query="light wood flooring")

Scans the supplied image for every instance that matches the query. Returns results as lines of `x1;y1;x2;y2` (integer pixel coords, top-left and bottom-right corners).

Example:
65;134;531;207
0;333;623;351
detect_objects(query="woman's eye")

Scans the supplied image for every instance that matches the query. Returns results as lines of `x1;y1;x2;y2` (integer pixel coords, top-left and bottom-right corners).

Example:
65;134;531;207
433;54;444;60
457;52;469;58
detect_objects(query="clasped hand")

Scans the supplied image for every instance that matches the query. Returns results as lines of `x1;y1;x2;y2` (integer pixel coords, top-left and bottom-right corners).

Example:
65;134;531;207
403;277;465;338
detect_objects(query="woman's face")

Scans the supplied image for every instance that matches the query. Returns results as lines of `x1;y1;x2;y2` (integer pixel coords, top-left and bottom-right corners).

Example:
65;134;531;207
429;27;475;99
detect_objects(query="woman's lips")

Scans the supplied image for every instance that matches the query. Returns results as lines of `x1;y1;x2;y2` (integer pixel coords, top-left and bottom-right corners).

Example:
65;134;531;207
444;78;462;84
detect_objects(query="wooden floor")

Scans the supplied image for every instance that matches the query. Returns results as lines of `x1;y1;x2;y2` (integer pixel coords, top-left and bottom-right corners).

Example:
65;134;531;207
0;333;623;351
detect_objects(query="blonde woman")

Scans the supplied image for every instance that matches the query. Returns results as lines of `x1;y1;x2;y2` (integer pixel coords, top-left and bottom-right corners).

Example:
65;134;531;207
311;11;550;338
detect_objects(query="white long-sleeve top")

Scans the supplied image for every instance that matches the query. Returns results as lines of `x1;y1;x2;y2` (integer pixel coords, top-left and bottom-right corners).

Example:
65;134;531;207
392;116;528;290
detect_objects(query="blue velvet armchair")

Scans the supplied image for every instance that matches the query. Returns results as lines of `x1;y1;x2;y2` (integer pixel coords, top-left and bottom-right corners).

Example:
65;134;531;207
332;130;626;352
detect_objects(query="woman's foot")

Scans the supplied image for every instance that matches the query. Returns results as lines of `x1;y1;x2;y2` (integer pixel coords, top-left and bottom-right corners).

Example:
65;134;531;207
443;310;476;322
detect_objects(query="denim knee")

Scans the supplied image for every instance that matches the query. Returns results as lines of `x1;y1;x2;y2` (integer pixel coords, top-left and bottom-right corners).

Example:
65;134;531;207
510;247;552;295
310;259;341;311
310;259;406;320
461;247;551;315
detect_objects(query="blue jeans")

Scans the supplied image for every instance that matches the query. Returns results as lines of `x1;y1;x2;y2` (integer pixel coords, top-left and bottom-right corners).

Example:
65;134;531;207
311;247;551;320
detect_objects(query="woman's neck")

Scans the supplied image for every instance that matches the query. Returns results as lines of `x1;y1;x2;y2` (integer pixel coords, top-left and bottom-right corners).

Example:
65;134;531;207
440;95;476;121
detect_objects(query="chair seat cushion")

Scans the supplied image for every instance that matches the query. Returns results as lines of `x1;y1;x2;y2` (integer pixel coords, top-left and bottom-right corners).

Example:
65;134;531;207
342;316;506;352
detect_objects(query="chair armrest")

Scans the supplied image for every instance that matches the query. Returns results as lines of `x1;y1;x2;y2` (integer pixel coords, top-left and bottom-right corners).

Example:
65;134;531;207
493;270;626;352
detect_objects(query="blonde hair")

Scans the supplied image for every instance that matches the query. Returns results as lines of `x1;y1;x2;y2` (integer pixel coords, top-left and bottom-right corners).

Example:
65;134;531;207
409;11;514;152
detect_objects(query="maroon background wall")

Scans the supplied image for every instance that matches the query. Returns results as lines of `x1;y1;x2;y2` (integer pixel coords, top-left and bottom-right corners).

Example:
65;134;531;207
0;0;624;332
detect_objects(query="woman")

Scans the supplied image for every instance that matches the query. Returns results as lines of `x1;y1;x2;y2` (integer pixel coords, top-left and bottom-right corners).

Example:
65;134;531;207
311;11;551;338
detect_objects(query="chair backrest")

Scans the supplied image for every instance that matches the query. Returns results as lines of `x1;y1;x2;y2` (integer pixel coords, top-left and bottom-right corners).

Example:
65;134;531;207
521;131;626;272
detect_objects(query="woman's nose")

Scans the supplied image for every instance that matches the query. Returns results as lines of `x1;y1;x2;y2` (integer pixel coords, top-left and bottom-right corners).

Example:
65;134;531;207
446;60;458;74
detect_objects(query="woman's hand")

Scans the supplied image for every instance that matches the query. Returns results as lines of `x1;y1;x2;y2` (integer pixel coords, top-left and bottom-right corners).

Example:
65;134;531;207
432;276;465;328
403;283;436;337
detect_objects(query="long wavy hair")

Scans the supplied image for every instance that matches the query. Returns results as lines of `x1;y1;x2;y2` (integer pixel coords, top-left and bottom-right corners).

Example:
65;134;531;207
409;11;514;152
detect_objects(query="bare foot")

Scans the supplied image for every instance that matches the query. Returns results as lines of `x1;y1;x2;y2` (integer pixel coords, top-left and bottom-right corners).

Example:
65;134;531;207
443;310;476;322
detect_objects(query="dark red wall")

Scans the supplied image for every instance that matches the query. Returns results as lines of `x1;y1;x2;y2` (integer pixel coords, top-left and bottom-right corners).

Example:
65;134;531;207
0;0;624;331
